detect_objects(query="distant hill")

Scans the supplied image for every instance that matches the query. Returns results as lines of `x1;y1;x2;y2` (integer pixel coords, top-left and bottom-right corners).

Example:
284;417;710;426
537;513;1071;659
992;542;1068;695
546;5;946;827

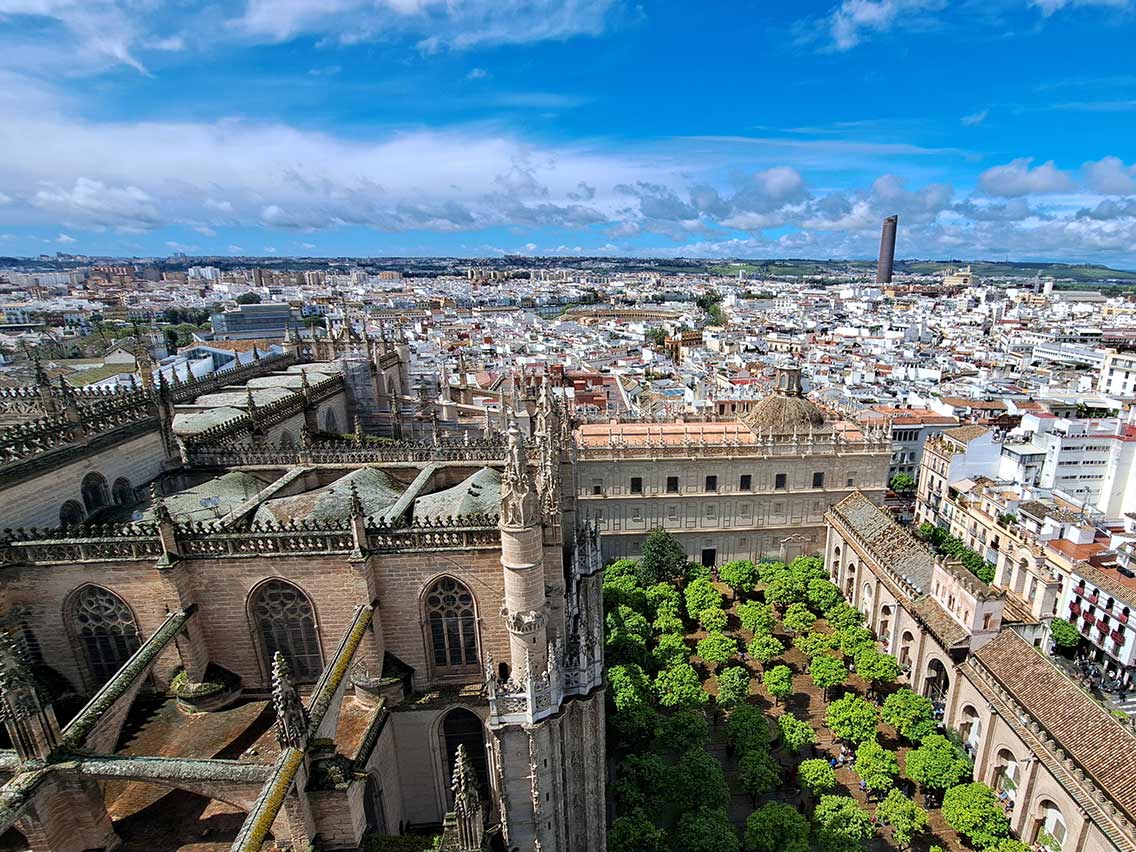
708;258;1136;285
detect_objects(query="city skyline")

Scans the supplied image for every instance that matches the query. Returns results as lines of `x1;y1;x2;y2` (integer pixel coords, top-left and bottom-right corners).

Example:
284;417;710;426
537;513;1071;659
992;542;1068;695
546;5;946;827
0;1;1134;263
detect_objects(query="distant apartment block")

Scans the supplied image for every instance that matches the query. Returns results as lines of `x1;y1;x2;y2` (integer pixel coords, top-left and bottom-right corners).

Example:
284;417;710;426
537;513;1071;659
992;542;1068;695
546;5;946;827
210;302;305;340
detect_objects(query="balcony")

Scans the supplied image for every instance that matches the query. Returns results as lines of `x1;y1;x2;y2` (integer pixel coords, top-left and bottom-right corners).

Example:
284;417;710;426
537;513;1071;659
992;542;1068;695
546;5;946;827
1118;612;1129;625
1069;602;1081;616
1112;630;1125;644
1085;593;1099;605
1098;618;1111;631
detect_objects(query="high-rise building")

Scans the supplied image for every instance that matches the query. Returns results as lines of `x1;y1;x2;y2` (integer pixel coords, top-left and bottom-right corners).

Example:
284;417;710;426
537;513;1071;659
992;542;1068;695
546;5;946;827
877;214;898;283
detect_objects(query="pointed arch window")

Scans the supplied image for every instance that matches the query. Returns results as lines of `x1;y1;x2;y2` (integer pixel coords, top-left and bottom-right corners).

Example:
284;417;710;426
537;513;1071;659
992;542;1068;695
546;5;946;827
426;577;479;668
251;580;323;682
69;585;140;685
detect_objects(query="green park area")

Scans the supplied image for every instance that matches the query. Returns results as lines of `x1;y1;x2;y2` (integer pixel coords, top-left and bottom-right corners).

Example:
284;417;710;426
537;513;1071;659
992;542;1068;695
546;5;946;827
603;529;1052;852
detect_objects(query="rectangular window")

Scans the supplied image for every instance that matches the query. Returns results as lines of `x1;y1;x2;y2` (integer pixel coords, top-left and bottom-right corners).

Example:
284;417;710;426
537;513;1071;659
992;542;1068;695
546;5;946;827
666;475;679;493
591;480;603;496
705;505;717;519
775;473;787;490
846;476;855;487
630;476;643;494
705;475;718;492
812;471;825;488
740;474;752;490
667;504;679;521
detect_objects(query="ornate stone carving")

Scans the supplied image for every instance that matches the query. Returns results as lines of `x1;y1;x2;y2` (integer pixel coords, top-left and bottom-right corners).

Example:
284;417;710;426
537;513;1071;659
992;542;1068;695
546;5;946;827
500;423;538;529
271;652;309;750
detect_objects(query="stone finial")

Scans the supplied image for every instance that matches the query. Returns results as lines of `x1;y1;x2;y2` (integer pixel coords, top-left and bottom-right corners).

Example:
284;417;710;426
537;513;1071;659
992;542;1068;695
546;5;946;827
0;630;39;718
300;423;313;449
500;422;537;529
353;415;363;446
348;481;364;519
301;369;312;398
452;744;481;815
245;387;259;421
271;652;309;750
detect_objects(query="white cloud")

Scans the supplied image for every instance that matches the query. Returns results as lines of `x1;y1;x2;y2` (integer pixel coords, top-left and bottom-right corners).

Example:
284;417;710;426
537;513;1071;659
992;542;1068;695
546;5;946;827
236;0;616;51
960;109;988;127
0;0;148;72
467;67;490;80
32;178;162;229
0;192;10;204
1082;156;1136;194
825;0;943;51
978;158;1074;197
1030;0;1132;17
55;233;75;244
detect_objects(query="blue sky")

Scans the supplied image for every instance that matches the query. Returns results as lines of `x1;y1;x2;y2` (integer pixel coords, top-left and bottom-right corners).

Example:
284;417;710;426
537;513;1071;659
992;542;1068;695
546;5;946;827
0;0;1134;264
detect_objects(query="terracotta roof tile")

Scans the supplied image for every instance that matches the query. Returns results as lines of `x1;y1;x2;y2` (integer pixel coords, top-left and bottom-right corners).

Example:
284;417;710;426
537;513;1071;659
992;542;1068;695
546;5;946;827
974;630;1136;823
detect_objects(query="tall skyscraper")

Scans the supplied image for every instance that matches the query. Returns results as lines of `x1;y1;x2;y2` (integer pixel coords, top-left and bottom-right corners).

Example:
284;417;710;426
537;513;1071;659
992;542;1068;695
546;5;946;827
877;214;898;284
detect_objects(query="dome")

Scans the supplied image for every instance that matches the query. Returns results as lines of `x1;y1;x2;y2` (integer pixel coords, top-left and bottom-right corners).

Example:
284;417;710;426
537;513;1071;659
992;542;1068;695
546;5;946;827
745;392;826;433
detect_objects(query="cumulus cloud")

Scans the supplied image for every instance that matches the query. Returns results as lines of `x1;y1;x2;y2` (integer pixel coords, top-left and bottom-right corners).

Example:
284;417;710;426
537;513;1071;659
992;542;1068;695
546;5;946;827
825;0;944;51
32;178;162;229
1082;156;1136;194
978;158;1074;197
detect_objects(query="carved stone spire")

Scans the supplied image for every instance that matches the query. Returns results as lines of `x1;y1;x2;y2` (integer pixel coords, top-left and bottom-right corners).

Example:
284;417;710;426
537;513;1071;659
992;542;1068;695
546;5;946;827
271;652;309;750
0;630;60;761
449;744;486;852
500;423;538;529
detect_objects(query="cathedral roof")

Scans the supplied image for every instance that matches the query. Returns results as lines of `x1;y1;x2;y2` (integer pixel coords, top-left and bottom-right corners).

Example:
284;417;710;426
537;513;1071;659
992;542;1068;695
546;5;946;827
142;471;268;523
413;468;500;521
255;468;405;524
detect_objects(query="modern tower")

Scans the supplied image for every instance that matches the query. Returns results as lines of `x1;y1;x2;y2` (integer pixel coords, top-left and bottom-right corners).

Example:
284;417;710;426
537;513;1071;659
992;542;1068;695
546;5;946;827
877;214;898;284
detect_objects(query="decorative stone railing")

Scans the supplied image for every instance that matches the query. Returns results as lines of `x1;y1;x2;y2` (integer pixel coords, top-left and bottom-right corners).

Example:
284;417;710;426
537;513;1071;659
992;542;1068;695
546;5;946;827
1;515;502;563
184;434;512;467
485;630;604;727
576;432;890;460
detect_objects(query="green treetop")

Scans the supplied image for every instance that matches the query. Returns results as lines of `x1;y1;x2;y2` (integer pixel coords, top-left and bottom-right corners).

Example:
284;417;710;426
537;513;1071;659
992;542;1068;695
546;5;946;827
671;807;740;852
904;733;972;793
762;664;793;706
716;665;752;707
875;789;929;848
744;802;809;852
719;559;759;598
685;578;723;621
813;795;874;851
697;631;738;671
797;758;837;797
853;740;899;795
880;688;936;743
639;528;688;584
738;748;781;799
783;602;817;634
654;663;710;709
940;782;1011;850
810;654;848;701
737;601;777;635
825;693;879;744
747;631;784;664
777;712;817;753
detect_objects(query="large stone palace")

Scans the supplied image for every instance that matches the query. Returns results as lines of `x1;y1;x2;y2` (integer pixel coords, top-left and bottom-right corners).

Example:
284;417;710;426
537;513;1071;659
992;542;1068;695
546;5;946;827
0;332;604;852
575;365;892;565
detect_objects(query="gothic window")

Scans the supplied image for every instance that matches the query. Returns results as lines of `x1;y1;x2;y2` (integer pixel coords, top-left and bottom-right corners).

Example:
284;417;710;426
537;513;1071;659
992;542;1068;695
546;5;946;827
80;472;110;512
441;708;489;799
68;585;141;686
251;580;323;682
60;500;85;528
111;477;134;505
426;577;479;668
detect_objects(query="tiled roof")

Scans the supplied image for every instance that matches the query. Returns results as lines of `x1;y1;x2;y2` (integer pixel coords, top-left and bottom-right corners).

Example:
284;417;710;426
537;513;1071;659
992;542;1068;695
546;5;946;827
828;492;936;594
943;424;990;444
974;629;1136;823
